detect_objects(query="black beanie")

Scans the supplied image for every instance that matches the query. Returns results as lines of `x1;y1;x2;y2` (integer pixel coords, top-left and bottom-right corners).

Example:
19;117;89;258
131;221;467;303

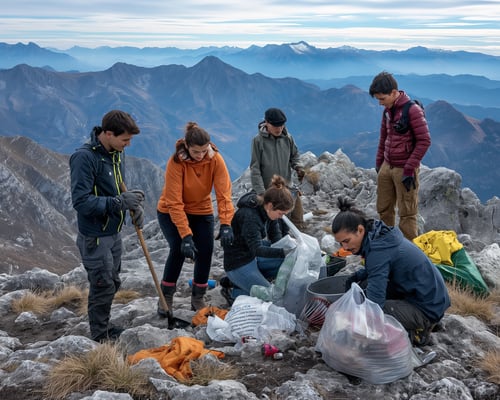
265;108;287;126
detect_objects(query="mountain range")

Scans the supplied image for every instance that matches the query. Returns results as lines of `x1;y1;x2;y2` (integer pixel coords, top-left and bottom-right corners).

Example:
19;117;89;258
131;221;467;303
2;41;500;81
0;50;499;201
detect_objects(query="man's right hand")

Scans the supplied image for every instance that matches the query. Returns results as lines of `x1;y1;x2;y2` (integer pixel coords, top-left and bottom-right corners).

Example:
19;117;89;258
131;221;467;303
344;272;359;292
116;190;145;211
295;167;305;180
181;235;198;260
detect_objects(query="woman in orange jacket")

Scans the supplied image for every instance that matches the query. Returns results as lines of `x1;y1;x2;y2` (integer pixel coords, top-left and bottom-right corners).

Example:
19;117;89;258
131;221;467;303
157;122;235;317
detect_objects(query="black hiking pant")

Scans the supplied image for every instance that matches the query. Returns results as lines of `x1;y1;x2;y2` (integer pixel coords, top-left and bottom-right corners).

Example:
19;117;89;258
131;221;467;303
77;232;122;341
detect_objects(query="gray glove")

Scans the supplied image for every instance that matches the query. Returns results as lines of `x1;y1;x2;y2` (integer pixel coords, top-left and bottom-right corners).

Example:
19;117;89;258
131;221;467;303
116;190;145;211
131;205;144;229
295;167;305;180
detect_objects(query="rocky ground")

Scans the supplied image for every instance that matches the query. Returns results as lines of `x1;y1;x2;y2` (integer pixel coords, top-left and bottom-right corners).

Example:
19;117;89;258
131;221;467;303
1;152;500;399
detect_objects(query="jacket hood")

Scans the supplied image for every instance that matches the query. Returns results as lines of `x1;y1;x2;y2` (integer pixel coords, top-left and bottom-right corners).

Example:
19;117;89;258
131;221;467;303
175;138;217;162
79;129;107;155
257;121;290;138
236;191;260;209
361;219;403;255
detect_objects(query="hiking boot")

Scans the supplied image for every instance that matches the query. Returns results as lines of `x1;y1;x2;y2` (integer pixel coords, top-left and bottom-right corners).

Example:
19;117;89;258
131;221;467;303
94;326;124;343
191;284;207;311
219;276;233;288
157;284;175;318
220;286;234;306
409;326;433;347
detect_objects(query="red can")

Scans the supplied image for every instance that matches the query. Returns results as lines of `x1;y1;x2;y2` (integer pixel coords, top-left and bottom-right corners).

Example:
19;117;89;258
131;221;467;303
261;343;280;357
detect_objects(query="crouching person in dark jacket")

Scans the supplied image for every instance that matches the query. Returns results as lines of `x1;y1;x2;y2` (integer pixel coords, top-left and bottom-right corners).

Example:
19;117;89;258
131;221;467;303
221;175;294;303
70;110;144;343
332;196;450;346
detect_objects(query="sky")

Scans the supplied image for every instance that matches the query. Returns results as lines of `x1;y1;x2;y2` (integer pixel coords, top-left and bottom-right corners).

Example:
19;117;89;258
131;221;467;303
2;0;500;55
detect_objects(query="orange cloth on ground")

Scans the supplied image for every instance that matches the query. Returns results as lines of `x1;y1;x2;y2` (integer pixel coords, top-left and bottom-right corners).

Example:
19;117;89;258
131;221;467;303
191;305;228;327
333;248;352;257
127;336;224;381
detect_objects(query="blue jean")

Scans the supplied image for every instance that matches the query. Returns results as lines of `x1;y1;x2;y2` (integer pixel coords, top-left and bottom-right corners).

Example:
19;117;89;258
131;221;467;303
157;211;214;285
226;256;284;298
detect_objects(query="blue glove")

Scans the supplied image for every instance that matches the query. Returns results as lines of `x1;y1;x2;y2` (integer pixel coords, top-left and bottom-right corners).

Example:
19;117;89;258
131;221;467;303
181;235;198;260
344;272;359;292
218;224;234;247
402;176;416;192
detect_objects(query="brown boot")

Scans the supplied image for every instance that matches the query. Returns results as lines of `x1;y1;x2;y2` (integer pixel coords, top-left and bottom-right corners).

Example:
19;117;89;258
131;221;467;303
157;283;175;318
191;284;207;311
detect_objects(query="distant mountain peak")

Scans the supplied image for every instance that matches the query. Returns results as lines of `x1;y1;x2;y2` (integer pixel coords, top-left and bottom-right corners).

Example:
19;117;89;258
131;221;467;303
289;41;314;54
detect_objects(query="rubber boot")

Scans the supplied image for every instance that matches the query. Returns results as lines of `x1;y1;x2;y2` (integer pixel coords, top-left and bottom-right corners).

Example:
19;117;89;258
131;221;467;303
157;284;175;318
191;284;207;311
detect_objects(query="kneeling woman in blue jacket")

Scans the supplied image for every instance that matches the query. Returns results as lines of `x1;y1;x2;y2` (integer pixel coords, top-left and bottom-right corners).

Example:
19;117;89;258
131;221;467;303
332;196;450;346
222;175;294;300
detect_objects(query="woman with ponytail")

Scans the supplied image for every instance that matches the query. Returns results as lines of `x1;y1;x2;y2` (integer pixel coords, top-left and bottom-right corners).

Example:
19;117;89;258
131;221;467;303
221;175;294;302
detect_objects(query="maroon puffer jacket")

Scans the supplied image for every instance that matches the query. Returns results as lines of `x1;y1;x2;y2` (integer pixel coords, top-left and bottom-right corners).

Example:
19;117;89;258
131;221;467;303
375;91;431;177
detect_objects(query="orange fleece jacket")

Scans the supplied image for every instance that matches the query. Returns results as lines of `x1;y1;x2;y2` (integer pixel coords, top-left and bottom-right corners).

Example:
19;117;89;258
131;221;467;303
157;143;235;239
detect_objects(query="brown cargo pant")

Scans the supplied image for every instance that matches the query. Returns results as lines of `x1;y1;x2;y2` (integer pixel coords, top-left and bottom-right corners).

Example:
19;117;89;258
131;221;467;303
376;162;419;240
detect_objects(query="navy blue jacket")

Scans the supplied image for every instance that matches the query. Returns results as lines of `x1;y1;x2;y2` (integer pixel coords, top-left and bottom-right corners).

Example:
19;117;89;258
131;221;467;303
223;191;288;271
354;220;450;322
69;131;126;237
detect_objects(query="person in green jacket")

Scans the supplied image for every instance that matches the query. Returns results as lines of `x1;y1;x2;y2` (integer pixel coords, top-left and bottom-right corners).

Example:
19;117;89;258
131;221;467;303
250;107;305;228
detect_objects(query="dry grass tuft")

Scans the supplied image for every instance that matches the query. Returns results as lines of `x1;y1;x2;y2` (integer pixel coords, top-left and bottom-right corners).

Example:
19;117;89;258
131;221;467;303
77;288;90;316
113;289;141;304
49;285;86;309
486;289;500;304
479;349;500;384
44;342;154;400
446;283;495;322
11;291;53;315
182;356;239;386
312;209;329;216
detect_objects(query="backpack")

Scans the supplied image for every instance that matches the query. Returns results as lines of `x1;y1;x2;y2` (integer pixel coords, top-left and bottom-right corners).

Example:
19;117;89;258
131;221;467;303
392;100;424;134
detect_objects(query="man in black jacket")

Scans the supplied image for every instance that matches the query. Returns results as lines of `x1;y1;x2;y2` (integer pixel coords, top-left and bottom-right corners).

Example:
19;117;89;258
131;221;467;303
70;110;144;342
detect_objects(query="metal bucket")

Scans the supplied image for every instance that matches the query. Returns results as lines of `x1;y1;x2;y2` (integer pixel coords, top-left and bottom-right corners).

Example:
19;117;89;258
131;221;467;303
306;275;349;304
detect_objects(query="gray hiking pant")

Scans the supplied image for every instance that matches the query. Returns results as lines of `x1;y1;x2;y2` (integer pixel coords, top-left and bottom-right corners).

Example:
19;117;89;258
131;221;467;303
77;232;122;340
383;299;432;331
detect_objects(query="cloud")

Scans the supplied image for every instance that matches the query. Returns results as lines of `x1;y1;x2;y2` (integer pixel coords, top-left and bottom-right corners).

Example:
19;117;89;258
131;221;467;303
1;1;499;55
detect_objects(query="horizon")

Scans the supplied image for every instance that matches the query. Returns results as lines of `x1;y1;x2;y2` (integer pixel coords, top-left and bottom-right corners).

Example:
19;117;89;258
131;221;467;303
2;1;500;56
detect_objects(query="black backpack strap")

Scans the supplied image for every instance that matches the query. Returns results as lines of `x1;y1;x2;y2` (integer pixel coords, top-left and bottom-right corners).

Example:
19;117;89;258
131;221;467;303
401;101;415;123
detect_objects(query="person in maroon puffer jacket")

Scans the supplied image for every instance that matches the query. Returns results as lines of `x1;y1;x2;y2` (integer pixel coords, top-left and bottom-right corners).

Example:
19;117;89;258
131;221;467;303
369;71;431;240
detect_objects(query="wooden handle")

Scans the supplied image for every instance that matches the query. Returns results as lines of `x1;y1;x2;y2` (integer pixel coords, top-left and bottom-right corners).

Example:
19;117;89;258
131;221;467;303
119;182;170;314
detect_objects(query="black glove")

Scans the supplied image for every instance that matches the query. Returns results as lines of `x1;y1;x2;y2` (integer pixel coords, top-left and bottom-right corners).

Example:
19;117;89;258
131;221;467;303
296;167;305;180
131;205;144;229
181;235;198;260
218;224;234;247
402;176;416;192
375;165;380;173
117;190;145;211
344;272;359;292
